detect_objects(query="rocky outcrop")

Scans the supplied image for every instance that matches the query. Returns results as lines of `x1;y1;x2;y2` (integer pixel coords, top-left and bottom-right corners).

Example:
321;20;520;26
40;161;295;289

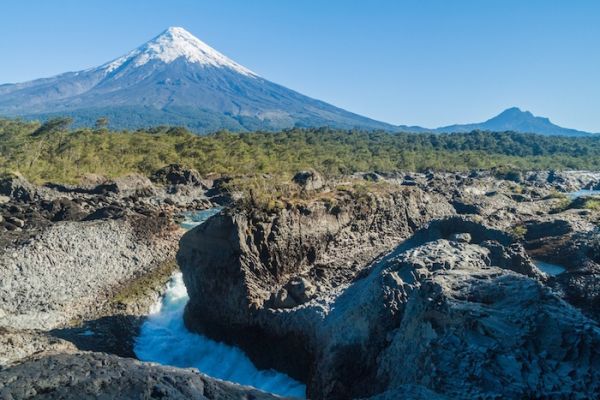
179;186;454;379
350;240;599;399
0;328;77;367
525;170;600;192
2;170;598;399
525;218;574;240
151;165;218;206
0;176;198;334
93;173;155;196
0;174;36;202
151;164;205;187
406;216;544;280
0;215;179;331
522;213;599;322
538;230;600;322
0;352;283;400
0;174;267;399
292;170;324;191
0;173;218;366
179;186;600;398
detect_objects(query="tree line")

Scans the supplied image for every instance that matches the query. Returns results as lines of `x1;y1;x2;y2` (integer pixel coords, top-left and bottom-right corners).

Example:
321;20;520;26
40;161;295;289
0;117;598;184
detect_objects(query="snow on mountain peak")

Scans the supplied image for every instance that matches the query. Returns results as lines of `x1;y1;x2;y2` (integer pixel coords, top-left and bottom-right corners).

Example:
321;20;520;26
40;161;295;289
100;27;256;77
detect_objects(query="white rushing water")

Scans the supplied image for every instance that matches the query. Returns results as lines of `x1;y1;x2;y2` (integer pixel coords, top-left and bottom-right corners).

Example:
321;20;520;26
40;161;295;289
533;260;566;276
134;208;306;399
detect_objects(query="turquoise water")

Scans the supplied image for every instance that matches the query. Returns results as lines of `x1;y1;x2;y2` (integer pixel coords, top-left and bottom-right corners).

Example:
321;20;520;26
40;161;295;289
569;190;600;199
533;260;566;276
179;208;222;230
134;207;306;398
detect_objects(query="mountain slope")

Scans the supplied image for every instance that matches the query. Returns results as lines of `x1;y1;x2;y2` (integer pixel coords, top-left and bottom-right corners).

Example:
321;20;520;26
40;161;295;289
436;107;593;136
0;29;594;136
0;27;397;132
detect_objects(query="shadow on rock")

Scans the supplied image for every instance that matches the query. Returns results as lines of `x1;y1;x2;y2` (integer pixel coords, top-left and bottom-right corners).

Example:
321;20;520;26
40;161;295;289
49;315;144;359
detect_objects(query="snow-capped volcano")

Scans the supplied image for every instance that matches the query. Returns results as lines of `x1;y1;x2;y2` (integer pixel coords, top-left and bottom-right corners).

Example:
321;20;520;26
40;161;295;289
0;27;395;132
99;27;256;77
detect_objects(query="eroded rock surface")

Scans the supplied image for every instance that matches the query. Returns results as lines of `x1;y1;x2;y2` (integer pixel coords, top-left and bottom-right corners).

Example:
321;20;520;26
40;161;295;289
292;170;325;191
0;328;77;367
0;170;218;370
179;172;600;399
2;169;599;399
0;352;283;400
179;186;453;378
310;239;600;398
0;216;179;331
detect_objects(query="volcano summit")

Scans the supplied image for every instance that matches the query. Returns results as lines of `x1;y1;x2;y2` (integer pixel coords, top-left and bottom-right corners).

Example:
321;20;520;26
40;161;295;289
0;27;396;132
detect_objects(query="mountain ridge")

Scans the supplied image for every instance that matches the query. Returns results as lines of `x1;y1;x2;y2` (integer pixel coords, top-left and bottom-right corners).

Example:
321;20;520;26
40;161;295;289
435;107;594;137
0;28;595;136
0;27;398;133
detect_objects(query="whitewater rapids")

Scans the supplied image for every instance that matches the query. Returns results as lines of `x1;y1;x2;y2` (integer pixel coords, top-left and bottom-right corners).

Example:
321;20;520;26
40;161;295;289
134;209;306;398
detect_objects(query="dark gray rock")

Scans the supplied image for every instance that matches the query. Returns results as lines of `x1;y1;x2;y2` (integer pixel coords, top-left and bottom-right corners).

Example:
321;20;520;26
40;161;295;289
0;352;283;400
292;170;324;191
584;181;600;190
362;172;383;182
284;277;316;304
93;174;155;197
409;215;514;246
525;219;574;240
83;205;127;220
543;231;600;322
4;216;24;228
179;186;454;382
179;198;599;399
365;386;448;400
0;175;36;202
151;164;204;186
271;288;298;309
448;232;471;243
364;240;600;400
41;198;86;222
450;200;480;215
0;328;77;367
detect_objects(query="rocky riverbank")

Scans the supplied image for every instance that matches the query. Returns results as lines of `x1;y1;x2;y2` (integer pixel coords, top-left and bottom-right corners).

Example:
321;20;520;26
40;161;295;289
0;167;292;399
179;170;600;399
1;168;599;399
0;167;213;338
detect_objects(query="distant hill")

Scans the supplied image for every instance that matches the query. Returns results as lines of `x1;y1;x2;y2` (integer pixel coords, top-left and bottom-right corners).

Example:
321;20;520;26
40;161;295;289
435;107;594;137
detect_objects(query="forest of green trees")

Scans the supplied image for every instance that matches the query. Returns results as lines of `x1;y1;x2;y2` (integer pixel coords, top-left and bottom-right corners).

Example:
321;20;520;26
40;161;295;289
0;117;599;184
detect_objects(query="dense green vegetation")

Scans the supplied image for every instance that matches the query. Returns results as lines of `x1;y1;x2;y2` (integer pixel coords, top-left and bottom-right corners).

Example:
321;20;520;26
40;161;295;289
584;199;600;211
23;106;266;134
0;118;599;184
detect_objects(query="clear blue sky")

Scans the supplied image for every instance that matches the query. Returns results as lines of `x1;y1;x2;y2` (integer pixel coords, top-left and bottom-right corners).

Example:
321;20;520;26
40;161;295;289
1;0;599;131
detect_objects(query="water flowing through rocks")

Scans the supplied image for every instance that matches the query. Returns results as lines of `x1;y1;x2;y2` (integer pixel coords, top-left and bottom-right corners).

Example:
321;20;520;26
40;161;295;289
134;208;306;399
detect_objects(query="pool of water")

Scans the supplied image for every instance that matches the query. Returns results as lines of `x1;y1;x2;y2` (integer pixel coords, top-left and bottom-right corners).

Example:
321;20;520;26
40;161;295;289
533;260;566;276
179;208;222;230
569;190;600;199
134;207;306;398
